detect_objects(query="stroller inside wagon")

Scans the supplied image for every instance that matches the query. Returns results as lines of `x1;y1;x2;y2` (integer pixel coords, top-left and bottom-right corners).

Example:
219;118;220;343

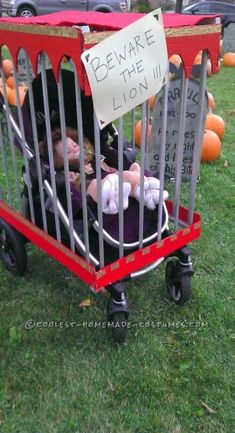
0;8;221;343
0;62;193;342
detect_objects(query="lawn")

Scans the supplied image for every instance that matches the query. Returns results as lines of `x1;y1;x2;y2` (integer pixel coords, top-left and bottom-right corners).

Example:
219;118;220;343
0;66;234;433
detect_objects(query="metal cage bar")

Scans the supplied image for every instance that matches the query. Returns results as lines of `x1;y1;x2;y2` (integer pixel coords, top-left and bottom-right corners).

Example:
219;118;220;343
157;80;169;240
57;66;75;252
117;116;124;259
11;64;36;224
93;113;104;268
39;52;61;242
73;64;91;264
23;50;48;233
138;101;148;248
0;121;12;205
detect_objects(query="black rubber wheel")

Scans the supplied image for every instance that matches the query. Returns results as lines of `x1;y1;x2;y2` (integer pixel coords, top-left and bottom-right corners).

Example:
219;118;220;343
166;260;192;305
17;6;36;17
111;312;127;344
0;219;27;276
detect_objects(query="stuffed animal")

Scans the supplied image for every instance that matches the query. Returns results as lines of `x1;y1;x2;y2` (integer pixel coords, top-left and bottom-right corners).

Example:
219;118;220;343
87;162;168;214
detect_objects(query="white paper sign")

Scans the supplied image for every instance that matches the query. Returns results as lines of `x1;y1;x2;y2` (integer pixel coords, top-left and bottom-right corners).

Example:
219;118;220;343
81;9;168;128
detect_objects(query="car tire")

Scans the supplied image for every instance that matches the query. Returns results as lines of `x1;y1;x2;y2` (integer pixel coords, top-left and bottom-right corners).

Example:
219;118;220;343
17;6;36;18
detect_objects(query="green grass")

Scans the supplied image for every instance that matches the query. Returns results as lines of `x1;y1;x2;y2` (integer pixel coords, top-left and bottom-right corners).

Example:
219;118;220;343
0;66;234;433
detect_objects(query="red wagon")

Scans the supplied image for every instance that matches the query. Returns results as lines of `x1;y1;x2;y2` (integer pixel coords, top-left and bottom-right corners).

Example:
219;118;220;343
0;10;220;342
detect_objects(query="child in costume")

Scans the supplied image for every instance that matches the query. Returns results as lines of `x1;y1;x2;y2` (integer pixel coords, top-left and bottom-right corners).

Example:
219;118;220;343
39;127;168;216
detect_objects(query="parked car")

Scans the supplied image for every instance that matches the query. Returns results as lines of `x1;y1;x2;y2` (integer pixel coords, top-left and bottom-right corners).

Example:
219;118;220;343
182;1;235;32
6;0;130;17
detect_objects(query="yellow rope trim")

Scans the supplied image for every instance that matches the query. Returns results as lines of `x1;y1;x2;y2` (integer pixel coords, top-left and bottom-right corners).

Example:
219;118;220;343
0;22;78;38
0;22;221;42
84;24;221;44
165;23;221;38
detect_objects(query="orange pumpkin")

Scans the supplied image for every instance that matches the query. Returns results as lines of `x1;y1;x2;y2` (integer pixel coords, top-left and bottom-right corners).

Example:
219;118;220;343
7;85;28;106
201;130;221;162
0;79;4;98
207;59;212;77
134;119;152;148
169;54;182;69
205;112;225;139
6;75;15;89
193;53;202;65
207;91;215;111
6;86;14;104
193;54;212;76
2;59;13;78
223;52;235;67
149;95;155;111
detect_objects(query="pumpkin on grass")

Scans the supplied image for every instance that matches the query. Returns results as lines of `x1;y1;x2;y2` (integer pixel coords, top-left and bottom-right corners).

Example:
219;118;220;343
6;75;15;89
2;59;13;78
192;51;215;77
193;53;203;65
149;95;156;111
201;129;221;162
223;52;235;67
6;85;28;106
134;119;152;147
205;112;225;139
139;95;156;112
169;54;182;69
193;52;212;76
0;79;5;100
6;86;15;105
207;91;215;111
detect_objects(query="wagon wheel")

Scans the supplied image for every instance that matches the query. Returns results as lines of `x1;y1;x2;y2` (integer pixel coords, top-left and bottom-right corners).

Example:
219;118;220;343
111;312;127;344
165;259;192;305
0;219;27;276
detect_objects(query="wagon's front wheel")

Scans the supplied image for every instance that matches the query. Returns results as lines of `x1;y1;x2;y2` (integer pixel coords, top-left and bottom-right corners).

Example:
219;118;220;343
166;259;192;305
111;312;127;344
0;219;27;276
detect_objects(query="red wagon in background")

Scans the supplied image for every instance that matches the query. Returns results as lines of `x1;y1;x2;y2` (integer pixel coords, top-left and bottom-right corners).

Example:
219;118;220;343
0;10;220;342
